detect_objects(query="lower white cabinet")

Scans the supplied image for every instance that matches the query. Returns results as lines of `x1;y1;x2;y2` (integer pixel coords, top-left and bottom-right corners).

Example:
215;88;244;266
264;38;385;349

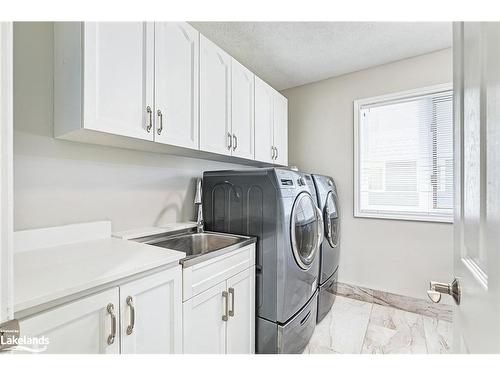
226;267;255;354
19;266;182;354
20;288;120;354
183;280;227;354
119;267;182;354
182;245;256;354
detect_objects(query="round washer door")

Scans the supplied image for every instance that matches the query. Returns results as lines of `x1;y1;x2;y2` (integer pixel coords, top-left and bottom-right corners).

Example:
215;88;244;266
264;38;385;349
324;191;340;248
290;192;321;270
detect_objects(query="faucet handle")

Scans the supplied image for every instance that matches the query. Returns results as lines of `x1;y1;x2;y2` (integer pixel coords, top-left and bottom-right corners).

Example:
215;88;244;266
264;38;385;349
194;178;203;204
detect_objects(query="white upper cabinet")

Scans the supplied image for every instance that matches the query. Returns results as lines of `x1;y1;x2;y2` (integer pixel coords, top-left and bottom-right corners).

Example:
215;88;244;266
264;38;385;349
54;22;287;165
273;93;288;166
154;22;199;149
119;267;182;354
255;77;275;164
231;59;255;160
199;35;232;156
82;22;154;140
19;288;120;354
254;76;288;166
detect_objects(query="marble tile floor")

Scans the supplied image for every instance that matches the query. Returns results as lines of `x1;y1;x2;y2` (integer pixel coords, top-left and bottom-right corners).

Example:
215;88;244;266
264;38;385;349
303;295;452;354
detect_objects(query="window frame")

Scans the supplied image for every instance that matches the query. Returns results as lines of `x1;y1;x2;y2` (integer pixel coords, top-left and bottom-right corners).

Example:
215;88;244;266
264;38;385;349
353;83;454;223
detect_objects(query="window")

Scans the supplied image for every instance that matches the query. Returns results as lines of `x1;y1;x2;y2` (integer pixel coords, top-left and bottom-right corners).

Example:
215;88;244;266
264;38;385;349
354;84;453;222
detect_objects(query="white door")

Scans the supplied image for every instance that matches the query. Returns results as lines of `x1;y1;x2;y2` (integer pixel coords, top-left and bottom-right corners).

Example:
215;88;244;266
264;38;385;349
19;288;120;354
183;280;227;354
0;22;13;326
273;92;288;166
226;267;255;354
231;59;255;160
254;76;274;163
83;22;154;140
120;267;182;354
154;22;199;149
199;35;232;155
450;22;500;353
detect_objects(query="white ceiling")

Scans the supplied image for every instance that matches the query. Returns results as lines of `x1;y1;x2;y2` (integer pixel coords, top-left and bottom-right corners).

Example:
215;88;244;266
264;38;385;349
190;22;452;90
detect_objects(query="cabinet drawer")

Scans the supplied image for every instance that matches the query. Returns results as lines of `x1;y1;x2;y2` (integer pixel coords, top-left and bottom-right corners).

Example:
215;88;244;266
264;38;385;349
182;244;255;301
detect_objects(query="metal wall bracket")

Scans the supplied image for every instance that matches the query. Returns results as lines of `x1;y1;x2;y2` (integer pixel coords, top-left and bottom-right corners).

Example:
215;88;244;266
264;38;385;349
0;319;20;351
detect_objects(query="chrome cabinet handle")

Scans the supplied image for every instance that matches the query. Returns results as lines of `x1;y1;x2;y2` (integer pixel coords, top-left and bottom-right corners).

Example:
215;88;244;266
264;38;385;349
275;147;279;160
232;135;237;151
228;287;235;317
106;303;117;345
157;109;163;135
271;146;275;160
126;296;135;335
227;132;232;150
222;291;229;321
315;206;324;251
145;106;153;133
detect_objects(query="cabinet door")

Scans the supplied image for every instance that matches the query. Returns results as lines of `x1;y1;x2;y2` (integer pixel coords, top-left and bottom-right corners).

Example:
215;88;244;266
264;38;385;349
254;76;274;163
199;35;232;155
183;280;227;354
120;267;182;354
273;92;288;166
154;22;199;149
231;59;255;160
226;267;255;354
83;22;154;140
19;288;119;354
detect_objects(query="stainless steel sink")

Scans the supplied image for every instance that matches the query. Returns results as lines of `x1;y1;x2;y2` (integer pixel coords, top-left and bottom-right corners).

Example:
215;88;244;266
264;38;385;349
138;230;256;267
153;232;242;256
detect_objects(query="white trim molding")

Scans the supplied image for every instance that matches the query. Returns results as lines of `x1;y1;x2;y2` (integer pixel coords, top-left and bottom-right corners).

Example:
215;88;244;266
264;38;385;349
353;83;453;223
0;22;14;323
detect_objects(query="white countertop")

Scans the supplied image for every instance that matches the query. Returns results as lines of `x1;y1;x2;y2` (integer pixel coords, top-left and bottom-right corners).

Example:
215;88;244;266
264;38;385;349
14;222;185;313
113;221;197;240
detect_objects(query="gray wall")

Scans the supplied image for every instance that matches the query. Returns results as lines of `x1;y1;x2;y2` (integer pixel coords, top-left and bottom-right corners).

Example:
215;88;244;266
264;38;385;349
282;49;454;300
13;22;245;232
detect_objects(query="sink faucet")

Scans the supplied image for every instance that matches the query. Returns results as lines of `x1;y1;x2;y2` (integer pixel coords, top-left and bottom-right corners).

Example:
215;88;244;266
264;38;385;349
194;178;204;233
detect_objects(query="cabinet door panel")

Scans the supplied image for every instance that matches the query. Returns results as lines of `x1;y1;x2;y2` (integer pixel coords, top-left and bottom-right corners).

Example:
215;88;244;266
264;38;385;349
120;267;182;354
273;93;288;166
231;59;255;160
155;22;199;149
226;267;255;354
254;77;274;163
19;288;119;354
199;35;232;155
183;280;227;354
84;22;154;140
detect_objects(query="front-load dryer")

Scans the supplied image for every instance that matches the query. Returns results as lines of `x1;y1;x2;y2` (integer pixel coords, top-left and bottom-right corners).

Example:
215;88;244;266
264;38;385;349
312;174;341;322
202;168;322;353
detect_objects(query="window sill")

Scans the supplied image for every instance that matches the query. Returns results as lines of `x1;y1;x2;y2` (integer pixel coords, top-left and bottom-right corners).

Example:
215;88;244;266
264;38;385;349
354;211;453;223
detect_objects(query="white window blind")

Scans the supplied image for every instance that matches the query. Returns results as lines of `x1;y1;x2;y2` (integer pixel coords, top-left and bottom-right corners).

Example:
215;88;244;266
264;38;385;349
354;86;453;222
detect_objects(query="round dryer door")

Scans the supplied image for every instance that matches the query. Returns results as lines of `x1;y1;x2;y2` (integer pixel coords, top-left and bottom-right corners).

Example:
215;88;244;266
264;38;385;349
324;191;340;248
290;192;322;270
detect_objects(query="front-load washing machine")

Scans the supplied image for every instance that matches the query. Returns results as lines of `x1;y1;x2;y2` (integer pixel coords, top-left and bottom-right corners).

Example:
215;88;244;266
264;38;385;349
312;174;341;322
202;168;323;353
